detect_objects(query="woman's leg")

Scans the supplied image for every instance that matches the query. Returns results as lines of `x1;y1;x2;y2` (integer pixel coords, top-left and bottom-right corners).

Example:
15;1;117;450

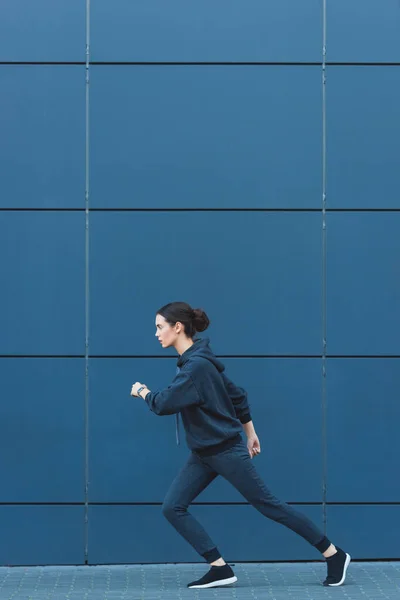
206;440;351;586
162;451;221;563
207;441;330;552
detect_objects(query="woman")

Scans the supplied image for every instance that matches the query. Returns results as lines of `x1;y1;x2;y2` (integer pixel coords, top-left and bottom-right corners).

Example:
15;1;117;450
130;302;351;590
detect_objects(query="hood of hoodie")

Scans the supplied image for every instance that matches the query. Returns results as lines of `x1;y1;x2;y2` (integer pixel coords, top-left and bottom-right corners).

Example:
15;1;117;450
176;337;225;373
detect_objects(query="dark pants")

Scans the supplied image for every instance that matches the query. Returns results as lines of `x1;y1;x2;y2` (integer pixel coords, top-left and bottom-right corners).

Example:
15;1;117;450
162;438;330;563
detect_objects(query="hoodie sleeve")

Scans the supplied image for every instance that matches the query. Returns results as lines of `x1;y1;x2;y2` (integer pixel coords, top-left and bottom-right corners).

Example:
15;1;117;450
144;368;202;416
221;371;252;424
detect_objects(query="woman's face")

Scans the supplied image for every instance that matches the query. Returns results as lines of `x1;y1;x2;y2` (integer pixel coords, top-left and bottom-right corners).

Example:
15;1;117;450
155;314;179;348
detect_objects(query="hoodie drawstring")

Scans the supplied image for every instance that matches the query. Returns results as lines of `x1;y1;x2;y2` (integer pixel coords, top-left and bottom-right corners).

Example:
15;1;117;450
175;366;181;445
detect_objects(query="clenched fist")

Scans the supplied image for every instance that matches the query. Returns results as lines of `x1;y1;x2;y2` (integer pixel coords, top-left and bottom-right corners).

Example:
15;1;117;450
247;434;261;459
130;382;145;397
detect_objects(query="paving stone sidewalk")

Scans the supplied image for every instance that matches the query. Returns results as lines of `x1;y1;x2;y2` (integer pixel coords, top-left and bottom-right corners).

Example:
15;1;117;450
0;561;399;600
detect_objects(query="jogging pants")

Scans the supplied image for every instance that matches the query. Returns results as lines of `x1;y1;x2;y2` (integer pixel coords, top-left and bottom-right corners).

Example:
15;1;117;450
162;438;330;563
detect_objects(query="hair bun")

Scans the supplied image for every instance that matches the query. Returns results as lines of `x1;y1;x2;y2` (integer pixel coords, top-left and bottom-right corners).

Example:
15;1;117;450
192;307;210;332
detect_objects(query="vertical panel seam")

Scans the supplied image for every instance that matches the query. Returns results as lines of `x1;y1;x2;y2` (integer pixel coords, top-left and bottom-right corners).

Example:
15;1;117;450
84;0;90;566
322;0;328;535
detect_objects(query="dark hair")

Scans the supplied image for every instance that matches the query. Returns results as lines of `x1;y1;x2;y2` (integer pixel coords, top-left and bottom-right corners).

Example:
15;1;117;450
156;301;210;338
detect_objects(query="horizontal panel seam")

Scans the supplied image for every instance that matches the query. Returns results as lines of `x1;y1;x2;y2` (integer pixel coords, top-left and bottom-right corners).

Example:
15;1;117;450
1;62;400;66
1;502;399;506
1;208;399;213
1;355;400;359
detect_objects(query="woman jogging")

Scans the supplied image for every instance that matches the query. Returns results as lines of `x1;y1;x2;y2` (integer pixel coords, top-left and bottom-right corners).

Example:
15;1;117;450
130;302;351;590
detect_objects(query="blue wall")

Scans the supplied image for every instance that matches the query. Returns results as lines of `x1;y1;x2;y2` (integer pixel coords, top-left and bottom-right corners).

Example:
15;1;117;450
0;0;399;566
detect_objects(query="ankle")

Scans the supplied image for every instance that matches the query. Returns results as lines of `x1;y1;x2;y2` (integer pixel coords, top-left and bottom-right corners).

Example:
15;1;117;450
323;544;337;558
210;557;226;567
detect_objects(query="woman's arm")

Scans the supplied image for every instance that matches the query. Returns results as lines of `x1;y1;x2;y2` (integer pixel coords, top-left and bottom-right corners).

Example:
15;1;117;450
142;369;202;416
221;371;252;424
242;419;261;458
242;420;256;438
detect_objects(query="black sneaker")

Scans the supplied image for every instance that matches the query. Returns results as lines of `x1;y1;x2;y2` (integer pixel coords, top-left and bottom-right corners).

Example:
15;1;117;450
187;564;238;589
323;547;351;586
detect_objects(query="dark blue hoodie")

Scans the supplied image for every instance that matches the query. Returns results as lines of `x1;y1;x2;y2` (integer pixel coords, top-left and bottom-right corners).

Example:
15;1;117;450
144;337;252;456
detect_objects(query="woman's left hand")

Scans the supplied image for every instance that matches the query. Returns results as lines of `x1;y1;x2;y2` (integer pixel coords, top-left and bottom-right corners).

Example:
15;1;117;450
131;382;146;397
247;434;261;459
